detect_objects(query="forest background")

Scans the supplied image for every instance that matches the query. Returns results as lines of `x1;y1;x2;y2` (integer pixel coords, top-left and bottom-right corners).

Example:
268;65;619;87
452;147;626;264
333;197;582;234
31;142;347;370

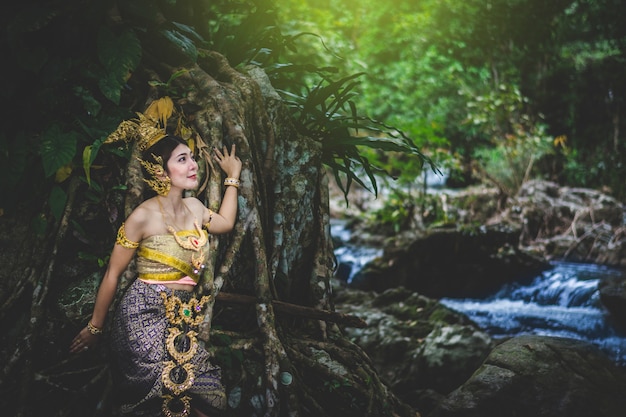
1;0;625;220
272;0;626;213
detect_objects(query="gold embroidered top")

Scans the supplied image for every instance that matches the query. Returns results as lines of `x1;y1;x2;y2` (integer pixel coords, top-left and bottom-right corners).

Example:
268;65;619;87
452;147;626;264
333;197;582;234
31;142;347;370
137;229;209;284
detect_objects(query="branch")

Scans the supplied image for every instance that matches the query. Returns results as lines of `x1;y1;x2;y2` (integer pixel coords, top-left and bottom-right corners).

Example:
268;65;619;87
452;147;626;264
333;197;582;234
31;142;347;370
216;292;367;328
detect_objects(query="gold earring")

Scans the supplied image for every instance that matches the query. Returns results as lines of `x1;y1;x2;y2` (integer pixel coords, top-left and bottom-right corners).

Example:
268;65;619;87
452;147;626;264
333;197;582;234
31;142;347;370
138;154;171;196
144;175;171;196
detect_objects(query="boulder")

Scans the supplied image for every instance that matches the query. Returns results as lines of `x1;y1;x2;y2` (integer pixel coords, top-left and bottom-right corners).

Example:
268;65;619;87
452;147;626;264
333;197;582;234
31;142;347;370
428;335;626;417
598;276;626;329
334;285;494;413
350;225;548;298
495;180;626;265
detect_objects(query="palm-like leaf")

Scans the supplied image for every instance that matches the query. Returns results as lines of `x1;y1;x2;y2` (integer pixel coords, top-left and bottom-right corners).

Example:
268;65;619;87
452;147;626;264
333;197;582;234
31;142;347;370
277;71;433;201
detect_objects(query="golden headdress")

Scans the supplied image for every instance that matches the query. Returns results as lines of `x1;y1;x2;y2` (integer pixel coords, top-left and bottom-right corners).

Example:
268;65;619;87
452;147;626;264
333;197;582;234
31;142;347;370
105;97;176;195
104;96;174;150
103;96;213;196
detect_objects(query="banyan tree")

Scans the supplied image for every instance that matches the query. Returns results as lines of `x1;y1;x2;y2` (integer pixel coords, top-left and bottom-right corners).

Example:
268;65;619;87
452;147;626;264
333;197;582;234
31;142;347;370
0;1;426;416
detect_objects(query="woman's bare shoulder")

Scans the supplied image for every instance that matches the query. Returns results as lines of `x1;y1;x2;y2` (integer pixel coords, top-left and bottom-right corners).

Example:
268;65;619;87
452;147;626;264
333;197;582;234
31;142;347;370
124;198;164;237
184;196;205;210
129;198;159;221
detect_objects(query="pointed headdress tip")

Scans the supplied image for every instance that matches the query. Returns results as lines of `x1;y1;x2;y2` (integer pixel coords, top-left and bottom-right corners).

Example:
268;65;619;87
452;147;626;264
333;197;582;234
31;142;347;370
103;96;174;150
103;118;141;145
103;113;166;151
135;113;167;151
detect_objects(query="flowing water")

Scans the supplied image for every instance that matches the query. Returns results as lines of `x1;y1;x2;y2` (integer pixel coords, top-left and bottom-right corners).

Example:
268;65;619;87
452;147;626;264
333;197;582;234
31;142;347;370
331;220;383;283
332;220;626;364
440;262;626;364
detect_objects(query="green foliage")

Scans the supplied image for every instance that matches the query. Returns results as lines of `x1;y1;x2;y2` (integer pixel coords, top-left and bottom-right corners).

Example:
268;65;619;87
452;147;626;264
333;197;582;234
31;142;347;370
465;84;556;195
473;135;553;194
368;189;416;233
275;61;432;201
273;0;626;198
39;126;78;178
48;185;67;222
4;0;626;211
324;377;352;392
78;251;110;268
160;27;199;63
0;0;433;220
97;27;142;104
147;69;190;95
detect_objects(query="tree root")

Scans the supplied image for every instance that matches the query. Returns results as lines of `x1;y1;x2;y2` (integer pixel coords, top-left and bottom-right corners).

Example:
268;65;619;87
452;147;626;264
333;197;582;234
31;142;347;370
3;177;80;416
4;51;417;417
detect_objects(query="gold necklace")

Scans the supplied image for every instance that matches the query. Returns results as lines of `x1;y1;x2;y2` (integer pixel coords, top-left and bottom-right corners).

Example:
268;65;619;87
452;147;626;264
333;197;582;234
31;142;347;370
157;197;208;274
168;221;207;252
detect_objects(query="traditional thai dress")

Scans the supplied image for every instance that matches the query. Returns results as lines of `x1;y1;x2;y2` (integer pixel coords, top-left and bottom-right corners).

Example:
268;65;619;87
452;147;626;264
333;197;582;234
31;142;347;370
110;226;226;416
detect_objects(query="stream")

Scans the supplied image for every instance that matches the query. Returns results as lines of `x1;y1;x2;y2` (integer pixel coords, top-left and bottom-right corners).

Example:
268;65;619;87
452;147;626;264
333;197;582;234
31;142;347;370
332;220;626;365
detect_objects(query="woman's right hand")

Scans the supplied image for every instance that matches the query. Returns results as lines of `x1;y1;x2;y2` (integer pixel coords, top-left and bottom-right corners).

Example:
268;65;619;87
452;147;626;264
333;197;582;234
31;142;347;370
69;326;100;354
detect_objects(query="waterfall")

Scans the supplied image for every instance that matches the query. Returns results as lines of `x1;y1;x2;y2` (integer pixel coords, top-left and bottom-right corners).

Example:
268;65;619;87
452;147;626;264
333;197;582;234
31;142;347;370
440;262;626;364
332;218;626;364
331;220;382;283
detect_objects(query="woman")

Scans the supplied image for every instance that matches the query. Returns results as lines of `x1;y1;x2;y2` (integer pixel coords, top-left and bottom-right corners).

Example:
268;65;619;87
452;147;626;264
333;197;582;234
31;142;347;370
70;132;242;417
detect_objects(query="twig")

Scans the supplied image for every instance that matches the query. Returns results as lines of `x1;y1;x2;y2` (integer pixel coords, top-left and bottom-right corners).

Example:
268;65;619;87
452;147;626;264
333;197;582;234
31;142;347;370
563;221;610;259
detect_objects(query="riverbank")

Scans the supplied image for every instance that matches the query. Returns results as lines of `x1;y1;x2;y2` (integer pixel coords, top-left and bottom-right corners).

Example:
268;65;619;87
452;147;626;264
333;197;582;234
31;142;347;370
329;179;626;416
331;179;626;319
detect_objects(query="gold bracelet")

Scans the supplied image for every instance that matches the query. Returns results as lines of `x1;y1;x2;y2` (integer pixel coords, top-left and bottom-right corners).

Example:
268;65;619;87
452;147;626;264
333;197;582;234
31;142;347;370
87;321;103;335
223;177;240;188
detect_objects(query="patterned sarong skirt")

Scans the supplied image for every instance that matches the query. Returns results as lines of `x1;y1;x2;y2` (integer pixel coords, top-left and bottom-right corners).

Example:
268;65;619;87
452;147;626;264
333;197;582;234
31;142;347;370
110;279;226;416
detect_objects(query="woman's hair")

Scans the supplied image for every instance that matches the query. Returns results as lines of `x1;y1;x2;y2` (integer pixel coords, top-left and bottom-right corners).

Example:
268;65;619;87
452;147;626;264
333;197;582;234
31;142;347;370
140;135;188;196
142;134;188;176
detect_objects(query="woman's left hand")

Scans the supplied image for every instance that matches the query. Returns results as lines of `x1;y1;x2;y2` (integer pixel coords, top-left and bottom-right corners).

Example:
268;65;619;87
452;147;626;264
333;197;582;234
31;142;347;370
213;144;242;180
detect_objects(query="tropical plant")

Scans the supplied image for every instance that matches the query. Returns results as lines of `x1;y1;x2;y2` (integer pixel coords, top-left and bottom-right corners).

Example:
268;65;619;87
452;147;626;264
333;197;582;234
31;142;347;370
0;1;428;416
465;84;556;196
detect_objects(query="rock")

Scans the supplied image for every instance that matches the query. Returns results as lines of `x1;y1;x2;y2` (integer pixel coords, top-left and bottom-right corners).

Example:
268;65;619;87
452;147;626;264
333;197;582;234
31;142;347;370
330;180;626;416
598;276;626;328
418;324;493;393
334;285;494;413
497;180;626;265
350;225;549;298
428;335;626;417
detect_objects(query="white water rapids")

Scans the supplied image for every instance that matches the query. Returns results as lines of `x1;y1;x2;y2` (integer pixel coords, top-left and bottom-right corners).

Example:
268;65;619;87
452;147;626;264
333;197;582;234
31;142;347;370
332;220;626;364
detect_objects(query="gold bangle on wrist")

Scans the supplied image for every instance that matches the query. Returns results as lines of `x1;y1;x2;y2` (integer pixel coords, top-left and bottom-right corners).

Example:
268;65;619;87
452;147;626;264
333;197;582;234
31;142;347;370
87;321;103;335
223;177;240;188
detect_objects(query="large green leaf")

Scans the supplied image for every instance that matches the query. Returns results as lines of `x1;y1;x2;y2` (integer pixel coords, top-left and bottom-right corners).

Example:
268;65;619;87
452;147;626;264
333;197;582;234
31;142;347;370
98;28;142;74
172;21;206;44
49;184;67;222
39;125;77;178
98;71;123;105
97;27;141;104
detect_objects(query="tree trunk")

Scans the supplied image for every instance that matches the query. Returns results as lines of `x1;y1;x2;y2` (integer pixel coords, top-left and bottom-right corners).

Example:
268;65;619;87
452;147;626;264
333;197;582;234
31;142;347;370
0;52;416;417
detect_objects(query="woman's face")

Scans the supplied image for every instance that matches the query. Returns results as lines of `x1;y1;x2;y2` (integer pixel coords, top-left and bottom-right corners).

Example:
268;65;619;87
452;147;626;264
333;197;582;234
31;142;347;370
166;143;199;190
